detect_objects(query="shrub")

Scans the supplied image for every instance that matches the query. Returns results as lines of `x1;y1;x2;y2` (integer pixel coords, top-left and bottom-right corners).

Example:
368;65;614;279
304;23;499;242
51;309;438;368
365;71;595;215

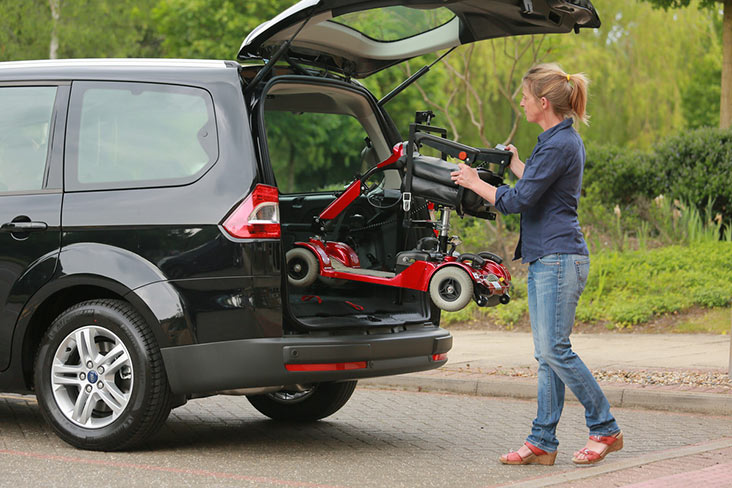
583;145;660;206
653;127;732;225
583;128;732;220
580;128;732;250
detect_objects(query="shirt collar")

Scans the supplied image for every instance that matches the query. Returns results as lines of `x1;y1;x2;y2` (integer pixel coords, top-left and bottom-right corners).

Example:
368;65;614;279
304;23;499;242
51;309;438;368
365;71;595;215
537;118;573;144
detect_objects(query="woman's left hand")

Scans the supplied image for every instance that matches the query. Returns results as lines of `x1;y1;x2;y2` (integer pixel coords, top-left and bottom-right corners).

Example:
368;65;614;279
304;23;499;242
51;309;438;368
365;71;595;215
450;163;480;190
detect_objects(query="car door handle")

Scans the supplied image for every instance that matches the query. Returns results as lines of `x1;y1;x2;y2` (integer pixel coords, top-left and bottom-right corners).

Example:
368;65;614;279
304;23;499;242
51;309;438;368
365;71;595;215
1;221;48;232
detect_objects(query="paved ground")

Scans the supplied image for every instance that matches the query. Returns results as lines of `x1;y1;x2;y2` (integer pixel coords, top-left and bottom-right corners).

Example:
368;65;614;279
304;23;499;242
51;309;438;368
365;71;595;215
549;446;732;488
1;388;732;487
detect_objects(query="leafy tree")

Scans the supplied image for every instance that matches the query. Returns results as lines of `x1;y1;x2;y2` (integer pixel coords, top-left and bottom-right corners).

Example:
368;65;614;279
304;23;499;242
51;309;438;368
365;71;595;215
0;0;160;61
152;0;291;59
371;1;723;150
265;111;367;194
555;0;721;146
638;0;731;129
682;51;722;128
53;0;160;58
0;0;52;60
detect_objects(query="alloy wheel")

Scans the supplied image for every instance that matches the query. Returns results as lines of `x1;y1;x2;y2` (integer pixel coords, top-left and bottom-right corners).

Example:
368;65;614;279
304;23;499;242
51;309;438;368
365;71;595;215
50;325;134;429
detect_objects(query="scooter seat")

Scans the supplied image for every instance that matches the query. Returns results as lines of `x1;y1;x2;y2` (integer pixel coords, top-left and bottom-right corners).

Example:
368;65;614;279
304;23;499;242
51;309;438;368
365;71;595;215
409;155;503;217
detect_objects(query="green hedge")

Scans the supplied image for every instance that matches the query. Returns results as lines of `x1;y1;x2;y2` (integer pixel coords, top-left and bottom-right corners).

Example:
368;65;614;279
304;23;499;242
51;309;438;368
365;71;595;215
655;128;732;224
584;145;659;206
584;127;732;223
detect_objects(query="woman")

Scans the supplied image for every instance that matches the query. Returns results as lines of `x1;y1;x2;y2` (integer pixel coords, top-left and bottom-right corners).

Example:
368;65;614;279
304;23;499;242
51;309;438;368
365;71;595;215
451;63;622;466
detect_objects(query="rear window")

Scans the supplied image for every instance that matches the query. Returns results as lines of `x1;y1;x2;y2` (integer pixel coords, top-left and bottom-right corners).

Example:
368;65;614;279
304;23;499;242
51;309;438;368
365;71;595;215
0;86;57;192
264;111;368;194
330;6;455;42
66;81;218;190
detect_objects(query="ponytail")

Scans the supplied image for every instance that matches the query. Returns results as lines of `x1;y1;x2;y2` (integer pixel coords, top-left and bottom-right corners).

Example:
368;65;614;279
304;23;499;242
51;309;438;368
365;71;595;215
523;63;590;126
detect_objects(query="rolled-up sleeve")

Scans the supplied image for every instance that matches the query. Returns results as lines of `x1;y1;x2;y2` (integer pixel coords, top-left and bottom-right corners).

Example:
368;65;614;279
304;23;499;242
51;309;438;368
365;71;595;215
494;145;566;215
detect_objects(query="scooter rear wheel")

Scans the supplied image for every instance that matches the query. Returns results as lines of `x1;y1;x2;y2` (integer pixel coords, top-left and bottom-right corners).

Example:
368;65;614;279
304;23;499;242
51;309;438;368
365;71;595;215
286;248;319;287
429;266;474;312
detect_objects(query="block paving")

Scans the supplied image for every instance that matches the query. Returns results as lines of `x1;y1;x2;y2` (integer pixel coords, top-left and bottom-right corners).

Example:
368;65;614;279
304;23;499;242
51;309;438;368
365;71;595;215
1;388;732;487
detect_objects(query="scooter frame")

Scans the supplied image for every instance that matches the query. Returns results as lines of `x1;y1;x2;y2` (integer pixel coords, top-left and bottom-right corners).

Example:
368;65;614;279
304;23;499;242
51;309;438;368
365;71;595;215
286;120;513;311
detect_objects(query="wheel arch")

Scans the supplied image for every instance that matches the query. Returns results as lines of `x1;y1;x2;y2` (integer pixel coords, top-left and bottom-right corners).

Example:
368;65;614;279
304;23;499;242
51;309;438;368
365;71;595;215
17;278;176;392
32;297;173;450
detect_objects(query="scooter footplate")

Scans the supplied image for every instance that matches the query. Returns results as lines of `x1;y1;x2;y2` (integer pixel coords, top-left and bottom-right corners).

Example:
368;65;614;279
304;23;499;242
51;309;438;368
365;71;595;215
331;259;396;279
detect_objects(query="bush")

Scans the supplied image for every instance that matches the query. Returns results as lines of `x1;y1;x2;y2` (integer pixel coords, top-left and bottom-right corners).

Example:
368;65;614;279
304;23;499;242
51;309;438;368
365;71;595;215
583;145;660;206
583;128;732;225
579;128;732;250
653;127;732;225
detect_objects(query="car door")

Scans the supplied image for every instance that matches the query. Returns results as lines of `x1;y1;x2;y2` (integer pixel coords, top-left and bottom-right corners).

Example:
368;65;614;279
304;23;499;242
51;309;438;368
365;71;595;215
0;83;67;371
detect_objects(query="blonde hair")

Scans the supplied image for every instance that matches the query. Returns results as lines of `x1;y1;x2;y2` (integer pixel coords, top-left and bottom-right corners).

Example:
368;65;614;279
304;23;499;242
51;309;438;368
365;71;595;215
523;63;590;125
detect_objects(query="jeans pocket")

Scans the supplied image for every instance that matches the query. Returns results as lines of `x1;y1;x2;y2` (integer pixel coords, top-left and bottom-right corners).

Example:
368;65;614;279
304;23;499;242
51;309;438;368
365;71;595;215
574;257;590;293
538;253;560;266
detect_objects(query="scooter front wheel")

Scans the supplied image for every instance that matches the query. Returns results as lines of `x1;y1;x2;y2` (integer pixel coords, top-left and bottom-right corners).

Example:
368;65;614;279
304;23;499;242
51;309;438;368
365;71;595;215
286;248;319;288
429;266;474;312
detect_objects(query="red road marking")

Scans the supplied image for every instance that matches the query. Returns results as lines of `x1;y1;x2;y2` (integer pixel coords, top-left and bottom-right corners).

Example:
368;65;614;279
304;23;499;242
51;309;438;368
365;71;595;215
0;449;345;488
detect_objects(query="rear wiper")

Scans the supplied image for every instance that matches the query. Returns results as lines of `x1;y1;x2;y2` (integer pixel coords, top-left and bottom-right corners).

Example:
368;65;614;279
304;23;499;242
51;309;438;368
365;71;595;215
378;47;455;107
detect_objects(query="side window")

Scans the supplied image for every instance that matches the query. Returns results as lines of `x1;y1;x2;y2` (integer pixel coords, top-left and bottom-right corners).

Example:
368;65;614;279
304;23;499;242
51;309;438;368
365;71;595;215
66;81;218;190
264;111;368;194
0;86;57;192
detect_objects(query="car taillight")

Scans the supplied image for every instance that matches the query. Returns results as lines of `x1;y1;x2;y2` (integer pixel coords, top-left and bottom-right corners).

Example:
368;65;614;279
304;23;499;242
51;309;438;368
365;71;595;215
222;184;280;239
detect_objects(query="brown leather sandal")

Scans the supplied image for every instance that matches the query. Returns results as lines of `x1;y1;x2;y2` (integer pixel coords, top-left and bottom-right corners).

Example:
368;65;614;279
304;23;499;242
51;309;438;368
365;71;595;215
500;442;558;466
572;431;623;465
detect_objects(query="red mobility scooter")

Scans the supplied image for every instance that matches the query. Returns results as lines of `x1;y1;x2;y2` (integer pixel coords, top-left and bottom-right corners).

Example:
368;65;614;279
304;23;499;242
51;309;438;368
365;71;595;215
285;113;513;312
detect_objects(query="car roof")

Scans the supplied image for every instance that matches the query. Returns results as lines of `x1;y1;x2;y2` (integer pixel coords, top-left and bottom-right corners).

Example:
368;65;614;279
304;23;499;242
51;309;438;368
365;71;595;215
0;58;241;83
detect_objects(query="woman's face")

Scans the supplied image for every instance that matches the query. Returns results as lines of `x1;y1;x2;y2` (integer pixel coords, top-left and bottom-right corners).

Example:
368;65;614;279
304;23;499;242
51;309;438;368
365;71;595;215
520;84;543;124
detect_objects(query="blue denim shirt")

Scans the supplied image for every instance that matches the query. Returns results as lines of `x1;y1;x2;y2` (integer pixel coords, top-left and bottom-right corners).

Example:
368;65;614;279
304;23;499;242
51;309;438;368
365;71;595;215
494;118;589;264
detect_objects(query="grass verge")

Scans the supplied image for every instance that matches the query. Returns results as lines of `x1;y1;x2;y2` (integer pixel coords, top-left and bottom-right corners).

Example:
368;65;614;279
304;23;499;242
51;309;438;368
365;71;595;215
442;241;732;331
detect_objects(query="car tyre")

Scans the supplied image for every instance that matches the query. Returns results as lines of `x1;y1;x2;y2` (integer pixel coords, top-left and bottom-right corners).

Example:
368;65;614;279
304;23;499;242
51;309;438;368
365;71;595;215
286;247;319;287
34;299;171;451
429;266;474;312
247;381;357;421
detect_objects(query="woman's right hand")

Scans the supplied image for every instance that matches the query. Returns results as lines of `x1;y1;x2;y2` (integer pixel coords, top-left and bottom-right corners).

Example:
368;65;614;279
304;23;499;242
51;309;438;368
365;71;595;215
504;144;524;179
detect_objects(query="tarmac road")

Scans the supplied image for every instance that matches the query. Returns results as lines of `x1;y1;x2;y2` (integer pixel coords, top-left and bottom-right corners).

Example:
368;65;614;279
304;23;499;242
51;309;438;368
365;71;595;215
1;388;732;487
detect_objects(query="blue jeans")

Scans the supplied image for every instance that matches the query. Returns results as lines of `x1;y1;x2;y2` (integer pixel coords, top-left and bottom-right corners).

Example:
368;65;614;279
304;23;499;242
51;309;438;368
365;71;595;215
526;253;619;452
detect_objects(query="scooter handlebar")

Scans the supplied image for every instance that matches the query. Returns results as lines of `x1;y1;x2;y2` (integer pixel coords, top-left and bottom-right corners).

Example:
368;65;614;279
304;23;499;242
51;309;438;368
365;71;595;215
413;133;480;165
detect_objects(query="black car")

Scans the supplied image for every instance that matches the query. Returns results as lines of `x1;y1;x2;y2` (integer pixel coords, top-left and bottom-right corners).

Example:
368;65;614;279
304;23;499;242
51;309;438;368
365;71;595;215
0;0;600;450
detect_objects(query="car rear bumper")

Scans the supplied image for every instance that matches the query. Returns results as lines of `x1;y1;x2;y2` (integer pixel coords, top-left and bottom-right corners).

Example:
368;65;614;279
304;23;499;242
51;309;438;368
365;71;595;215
161;327;452;395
